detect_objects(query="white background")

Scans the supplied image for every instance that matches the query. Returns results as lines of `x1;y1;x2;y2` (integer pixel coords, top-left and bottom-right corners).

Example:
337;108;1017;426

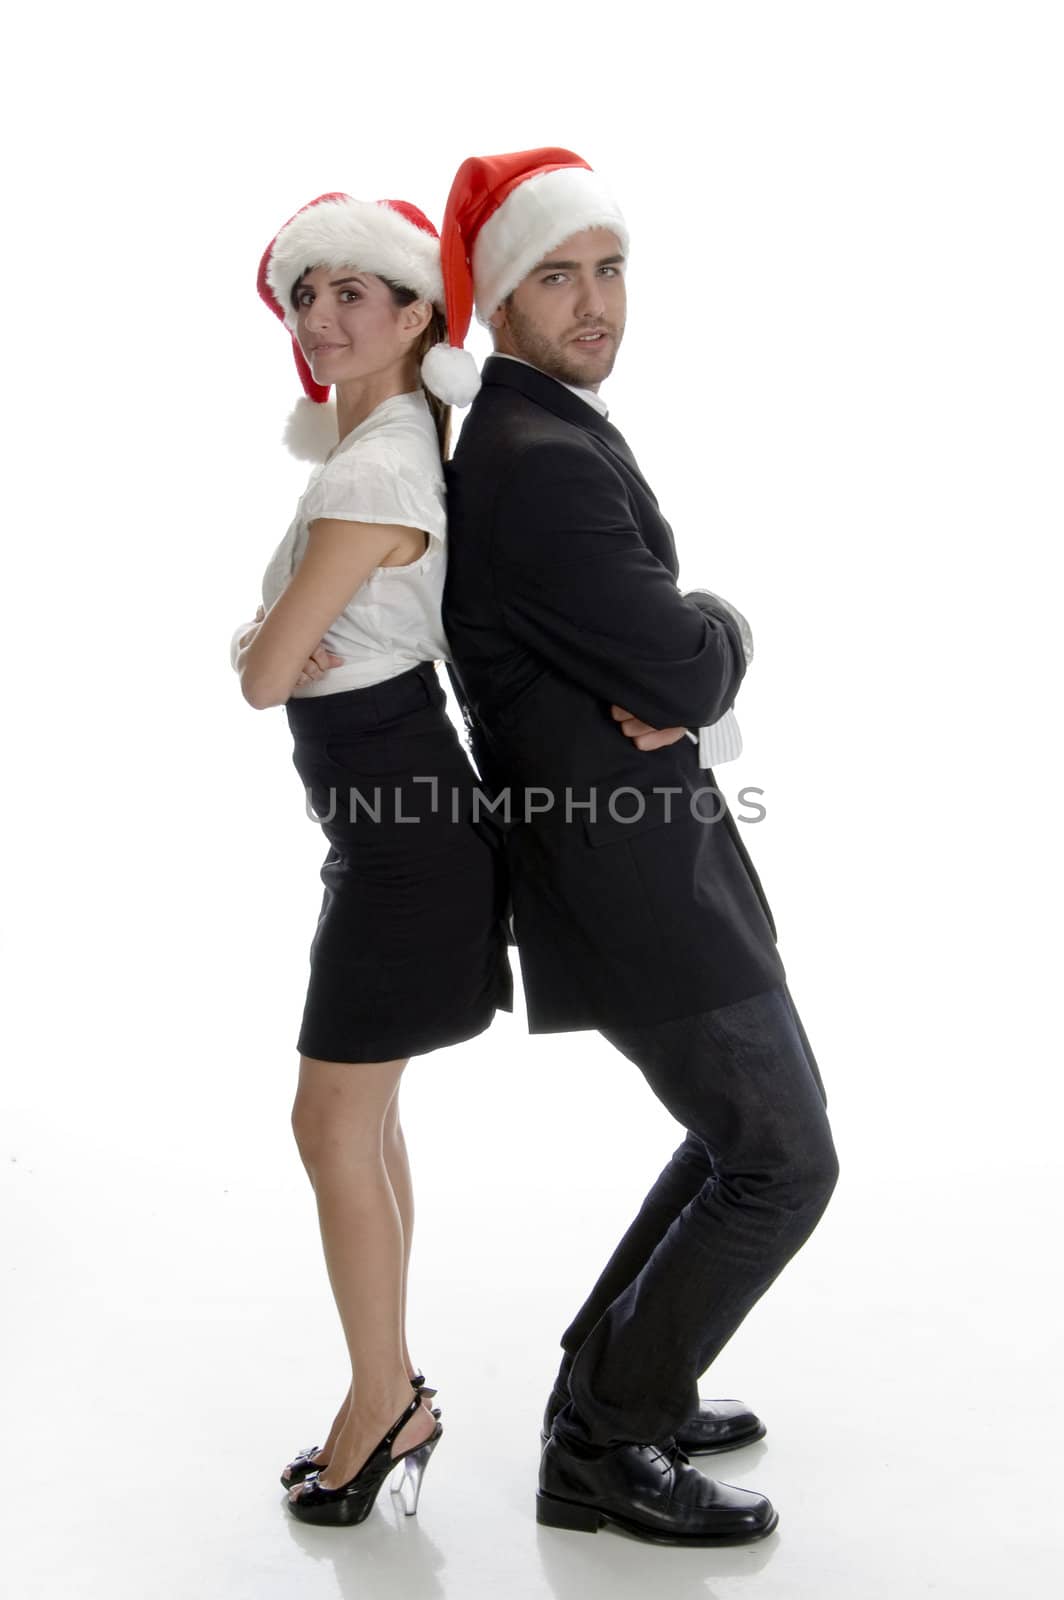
2;2;1061;1596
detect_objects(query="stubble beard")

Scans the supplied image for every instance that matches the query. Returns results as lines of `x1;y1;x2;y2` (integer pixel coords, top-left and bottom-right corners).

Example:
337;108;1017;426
502;296;623;388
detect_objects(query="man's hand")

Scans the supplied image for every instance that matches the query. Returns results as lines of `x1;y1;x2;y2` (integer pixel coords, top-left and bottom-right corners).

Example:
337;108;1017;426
610;704;689;751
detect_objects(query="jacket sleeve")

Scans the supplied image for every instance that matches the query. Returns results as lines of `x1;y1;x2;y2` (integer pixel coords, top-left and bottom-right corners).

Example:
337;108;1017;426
490;440;748;730
684;588;754;665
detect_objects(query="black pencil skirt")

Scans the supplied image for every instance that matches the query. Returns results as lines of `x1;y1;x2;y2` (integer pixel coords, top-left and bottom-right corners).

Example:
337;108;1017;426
285;660;514;1064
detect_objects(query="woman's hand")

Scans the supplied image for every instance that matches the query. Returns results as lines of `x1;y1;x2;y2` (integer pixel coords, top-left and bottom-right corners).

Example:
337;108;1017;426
238;604;343;689
294;640;345;688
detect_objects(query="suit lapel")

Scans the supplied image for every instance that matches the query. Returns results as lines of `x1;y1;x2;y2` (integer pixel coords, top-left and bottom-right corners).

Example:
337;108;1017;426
478;355;657;500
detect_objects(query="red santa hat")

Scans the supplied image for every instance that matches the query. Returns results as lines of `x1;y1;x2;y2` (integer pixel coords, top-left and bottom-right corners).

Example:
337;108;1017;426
257;192;452;459
423;147;630;409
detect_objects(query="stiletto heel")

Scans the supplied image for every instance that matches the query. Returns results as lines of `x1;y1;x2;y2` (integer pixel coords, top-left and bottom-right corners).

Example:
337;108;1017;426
287;1391;443;1527
388;1429;441;1516
390;1372;442;1515
280;1374;439;1487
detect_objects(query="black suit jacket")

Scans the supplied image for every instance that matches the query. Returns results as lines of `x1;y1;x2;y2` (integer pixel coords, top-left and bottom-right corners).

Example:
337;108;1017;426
442;354;785;1032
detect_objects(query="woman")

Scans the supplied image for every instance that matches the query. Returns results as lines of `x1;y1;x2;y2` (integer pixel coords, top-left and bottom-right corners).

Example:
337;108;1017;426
230;193;512;1527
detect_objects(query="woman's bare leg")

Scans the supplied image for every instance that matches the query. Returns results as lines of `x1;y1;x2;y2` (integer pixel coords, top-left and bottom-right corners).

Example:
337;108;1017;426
383;1087;418;1378
287;1055;435;1497
285;1086;422;1475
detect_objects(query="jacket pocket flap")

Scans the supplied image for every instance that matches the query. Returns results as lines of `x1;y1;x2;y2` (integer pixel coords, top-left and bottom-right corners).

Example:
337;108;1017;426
581;784;690;848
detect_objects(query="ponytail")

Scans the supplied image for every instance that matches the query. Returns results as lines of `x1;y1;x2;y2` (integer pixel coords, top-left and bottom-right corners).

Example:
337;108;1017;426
385;284;453;461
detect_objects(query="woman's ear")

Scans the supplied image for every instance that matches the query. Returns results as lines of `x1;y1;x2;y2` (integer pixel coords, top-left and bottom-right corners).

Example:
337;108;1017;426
401;298;434;342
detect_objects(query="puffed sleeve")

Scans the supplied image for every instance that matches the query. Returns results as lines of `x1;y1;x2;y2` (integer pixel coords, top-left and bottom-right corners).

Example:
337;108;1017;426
490;439;747;731
300;440;446;546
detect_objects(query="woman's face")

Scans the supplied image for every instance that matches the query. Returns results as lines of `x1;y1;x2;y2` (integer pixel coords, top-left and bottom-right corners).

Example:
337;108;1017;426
293;265;424;388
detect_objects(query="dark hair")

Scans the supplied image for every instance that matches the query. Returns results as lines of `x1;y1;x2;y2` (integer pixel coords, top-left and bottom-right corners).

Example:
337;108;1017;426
384;281;452;460
288;269;453;460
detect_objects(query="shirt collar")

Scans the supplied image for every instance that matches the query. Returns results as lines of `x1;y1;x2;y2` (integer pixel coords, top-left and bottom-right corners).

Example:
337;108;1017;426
490;351;609;419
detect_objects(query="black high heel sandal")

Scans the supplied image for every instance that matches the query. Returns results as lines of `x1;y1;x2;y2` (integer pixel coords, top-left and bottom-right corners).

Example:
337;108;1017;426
280;1374;439;1488
286;1388;443;1527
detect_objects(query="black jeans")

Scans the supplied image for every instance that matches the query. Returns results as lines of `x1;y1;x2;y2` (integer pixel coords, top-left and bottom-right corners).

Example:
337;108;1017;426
550;982;840;1449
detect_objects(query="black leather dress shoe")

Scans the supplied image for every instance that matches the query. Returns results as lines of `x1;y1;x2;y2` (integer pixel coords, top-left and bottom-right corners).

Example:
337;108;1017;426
536;1434;778;1545
674;1398;767;1454
541;1391;766;1456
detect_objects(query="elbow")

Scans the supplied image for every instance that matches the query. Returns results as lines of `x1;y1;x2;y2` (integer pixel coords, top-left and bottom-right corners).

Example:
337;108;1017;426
237;639;291;709
241;680;271;711
240;670;284;711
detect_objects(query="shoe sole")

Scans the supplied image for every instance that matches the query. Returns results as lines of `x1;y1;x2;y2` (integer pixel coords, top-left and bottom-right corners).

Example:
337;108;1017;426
287;1495;377;1526
535;1489;779;1545
538;1420;767;1456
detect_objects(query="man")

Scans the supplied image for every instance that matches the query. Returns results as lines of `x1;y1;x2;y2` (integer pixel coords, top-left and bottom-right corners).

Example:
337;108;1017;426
435;148;839;1546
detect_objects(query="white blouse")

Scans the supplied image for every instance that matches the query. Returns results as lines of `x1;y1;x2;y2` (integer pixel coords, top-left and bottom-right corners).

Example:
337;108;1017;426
255;389;450;697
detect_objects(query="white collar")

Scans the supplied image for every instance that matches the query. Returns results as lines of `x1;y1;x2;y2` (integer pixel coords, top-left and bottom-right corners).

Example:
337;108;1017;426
490;352;609;419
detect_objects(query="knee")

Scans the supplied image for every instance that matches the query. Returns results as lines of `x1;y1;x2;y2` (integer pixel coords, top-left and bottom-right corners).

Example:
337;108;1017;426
785;1123;840;1218
290;1093;378;1172
290;1097;327;1168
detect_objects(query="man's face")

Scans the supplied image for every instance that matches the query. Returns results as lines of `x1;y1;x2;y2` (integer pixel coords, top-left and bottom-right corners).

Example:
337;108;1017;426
488;226;626;390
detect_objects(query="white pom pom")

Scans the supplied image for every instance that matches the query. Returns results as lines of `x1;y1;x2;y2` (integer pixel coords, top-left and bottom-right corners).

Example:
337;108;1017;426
282;396;339;462
421;343;481;407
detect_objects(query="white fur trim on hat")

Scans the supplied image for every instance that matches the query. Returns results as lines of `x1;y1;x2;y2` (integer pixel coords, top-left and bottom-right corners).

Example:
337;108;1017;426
471;166;629;325
421;343;481;407
266;197;443;330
